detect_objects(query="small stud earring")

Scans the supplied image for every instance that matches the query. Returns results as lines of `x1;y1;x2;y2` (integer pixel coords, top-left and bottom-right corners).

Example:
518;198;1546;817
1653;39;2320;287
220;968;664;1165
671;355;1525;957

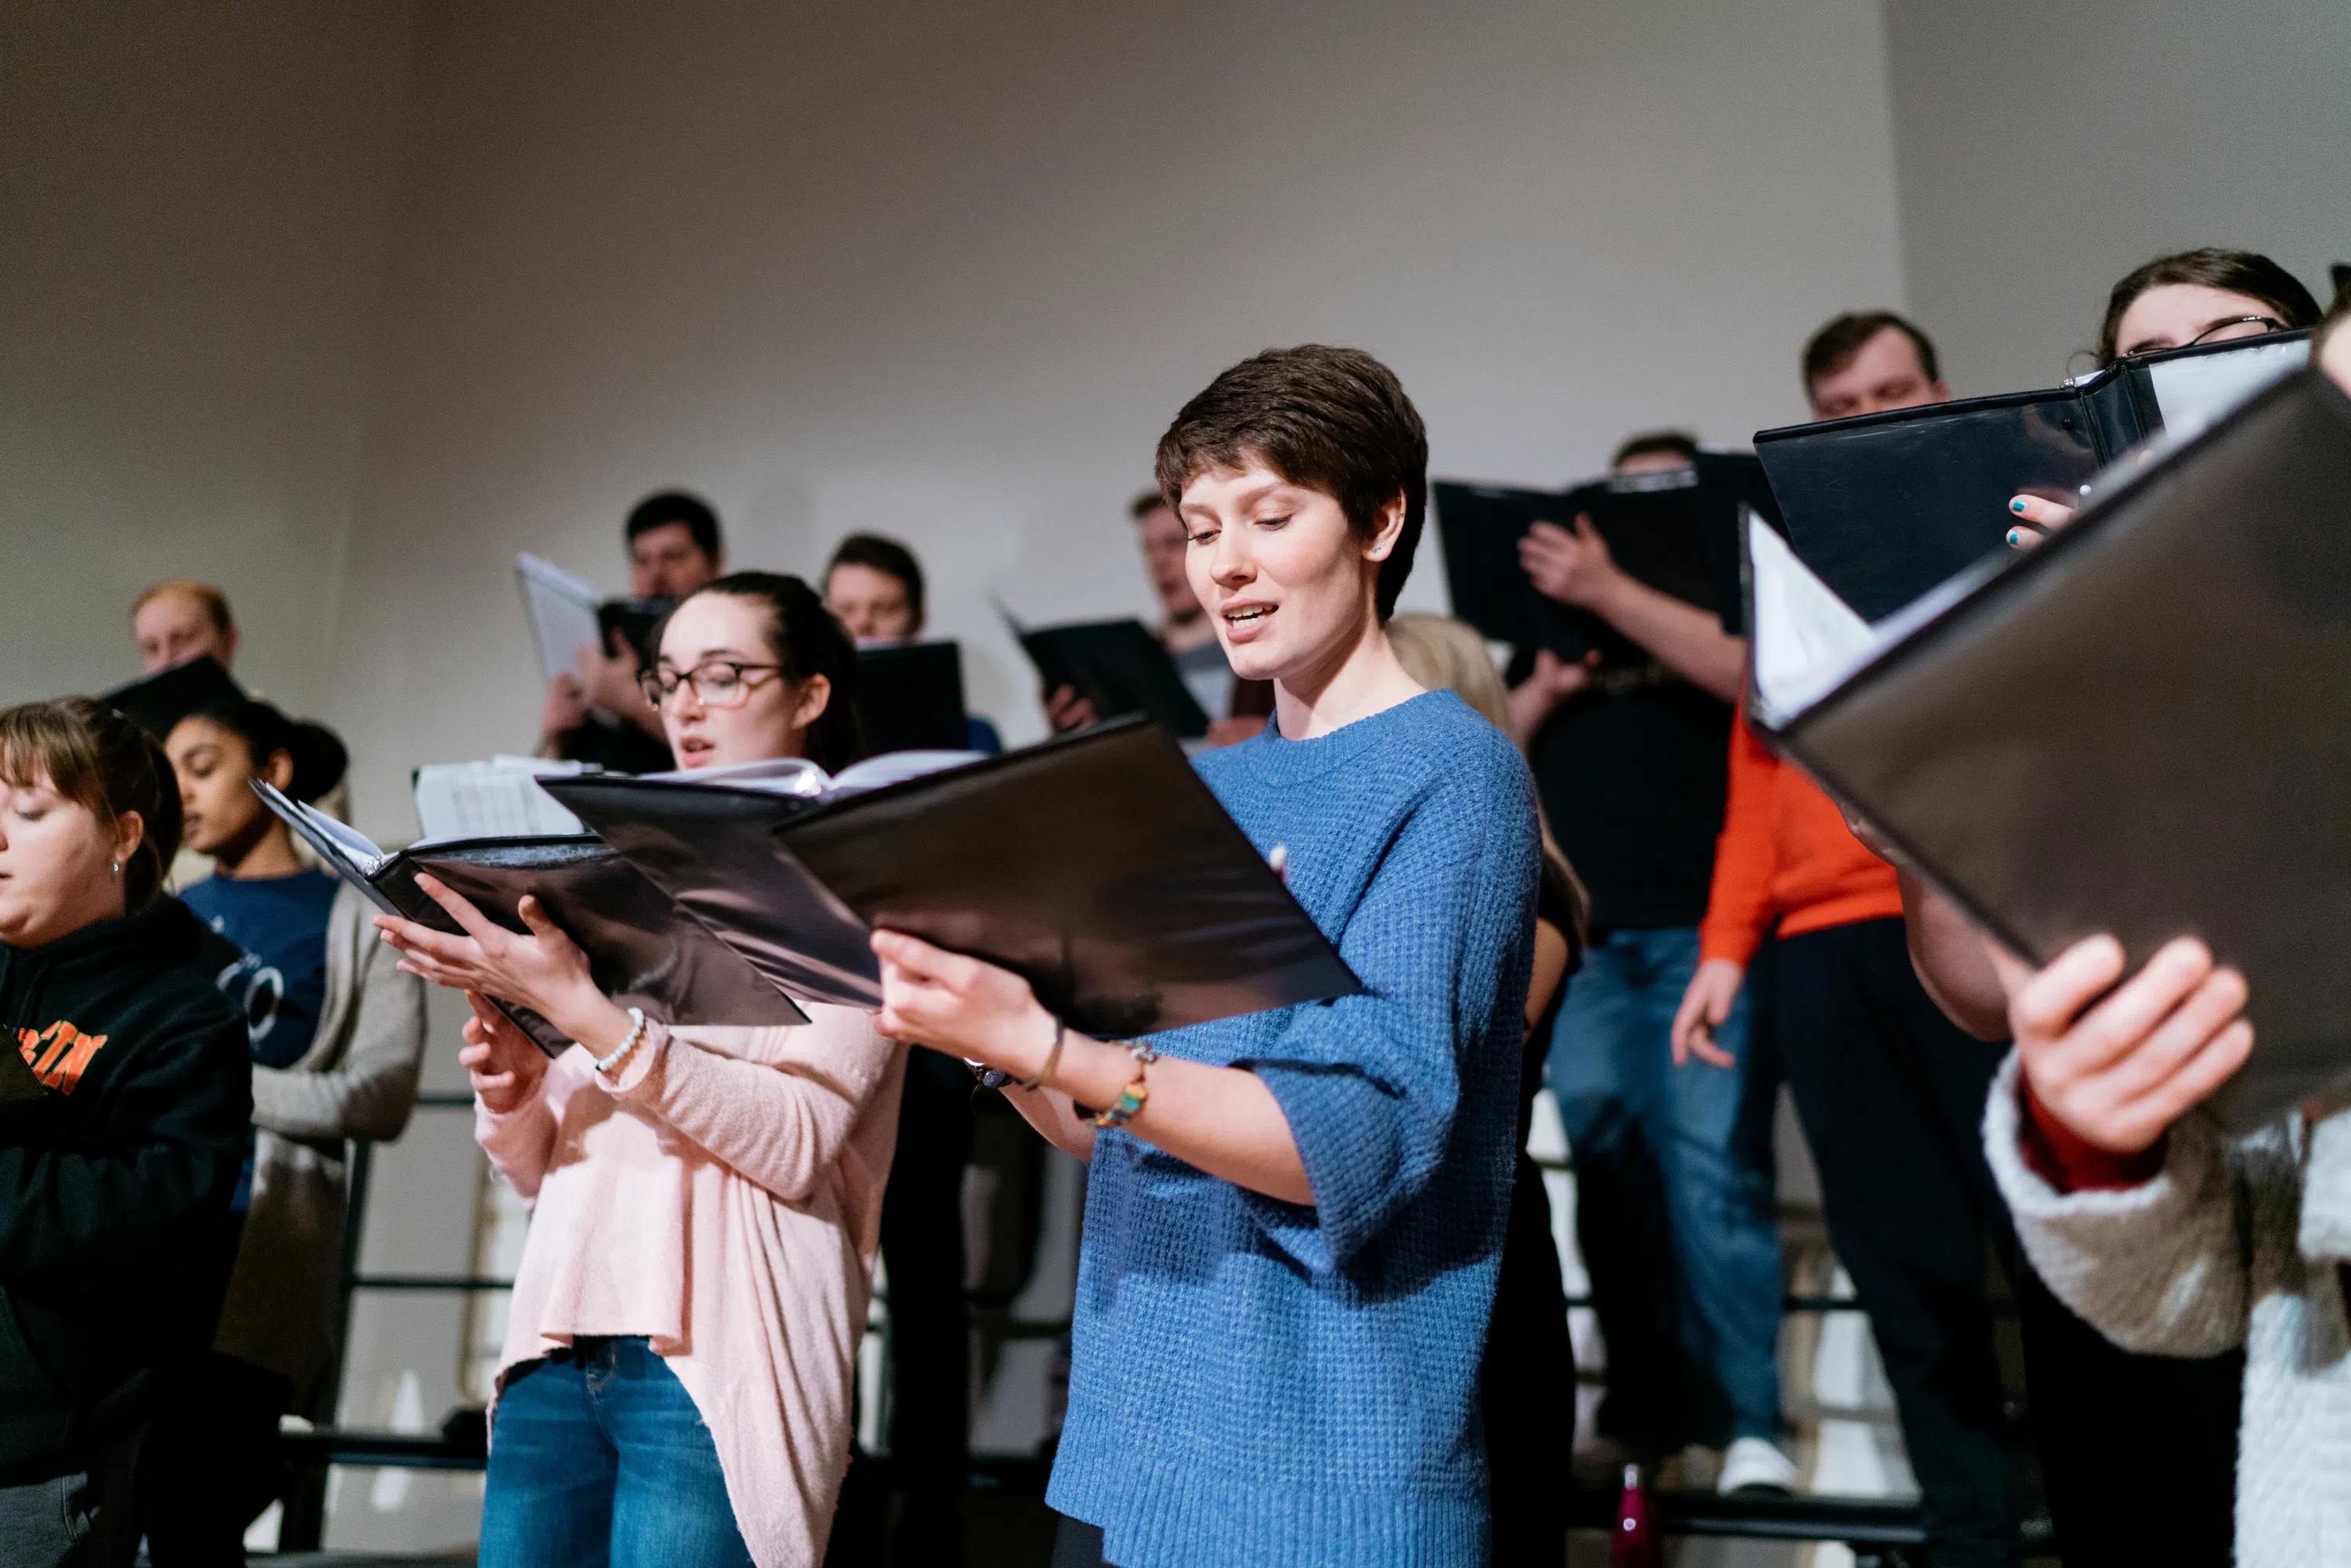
112;862;121;876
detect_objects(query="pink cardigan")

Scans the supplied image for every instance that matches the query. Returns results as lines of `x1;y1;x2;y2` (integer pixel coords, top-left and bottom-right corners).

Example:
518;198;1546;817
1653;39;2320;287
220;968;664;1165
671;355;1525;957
476;1006;906;1568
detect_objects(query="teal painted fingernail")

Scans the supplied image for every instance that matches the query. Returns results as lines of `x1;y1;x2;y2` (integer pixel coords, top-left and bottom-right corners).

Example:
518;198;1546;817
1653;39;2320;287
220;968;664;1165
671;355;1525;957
2006;528;2023;545
2009;498;2027;513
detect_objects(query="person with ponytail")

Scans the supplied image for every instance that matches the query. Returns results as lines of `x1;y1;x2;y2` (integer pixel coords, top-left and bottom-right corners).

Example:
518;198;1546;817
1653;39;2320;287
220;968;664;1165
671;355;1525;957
0;698;250;1568
131;693;426;1563
374;571;904;1568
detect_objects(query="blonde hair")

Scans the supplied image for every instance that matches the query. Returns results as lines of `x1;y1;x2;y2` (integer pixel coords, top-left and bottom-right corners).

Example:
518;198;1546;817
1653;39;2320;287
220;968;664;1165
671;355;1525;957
132;579;235;635
1386;612;1514;740
1386;613;1589;948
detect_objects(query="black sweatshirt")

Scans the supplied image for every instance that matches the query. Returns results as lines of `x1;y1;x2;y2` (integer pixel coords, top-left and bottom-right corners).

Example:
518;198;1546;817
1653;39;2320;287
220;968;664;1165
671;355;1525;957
0;898;252;1479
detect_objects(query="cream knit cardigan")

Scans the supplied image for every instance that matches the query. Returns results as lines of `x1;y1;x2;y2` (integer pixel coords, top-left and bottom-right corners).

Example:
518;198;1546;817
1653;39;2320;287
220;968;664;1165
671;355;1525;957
1985;1051;2351;1566
478;1006;905;1568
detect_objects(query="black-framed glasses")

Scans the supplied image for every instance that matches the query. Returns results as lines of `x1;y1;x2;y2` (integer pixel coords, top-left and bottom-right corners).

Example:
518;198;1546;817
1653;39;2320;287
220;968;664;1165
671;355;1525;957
2182;314;2291;349
639;661;784;709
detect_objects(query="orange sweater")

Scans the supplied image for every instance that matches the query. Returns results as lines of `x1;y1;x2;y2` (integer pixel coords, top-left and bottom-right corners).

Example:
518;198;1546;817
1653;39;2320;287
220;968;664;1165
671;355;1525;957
1697;707;1904;968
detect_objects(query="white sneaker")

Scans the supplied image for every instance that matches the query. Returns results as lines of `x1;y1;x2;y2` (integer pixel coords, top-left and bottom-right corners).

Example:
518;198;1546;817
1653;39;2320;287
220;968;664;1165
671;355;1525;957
1715;1436;1799;1495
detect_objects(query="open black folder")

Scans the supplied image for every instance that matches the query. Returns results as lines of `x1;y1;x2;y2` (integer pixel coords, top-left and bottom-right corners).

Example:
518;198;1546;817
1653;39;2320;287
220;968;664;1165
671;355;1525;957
1744;368;2351;1133
253;782;809;1056
1755;330;2310;621
1002;612;1209;739
1434;452;1776;658
542;719;1361;1038
855;642;971;754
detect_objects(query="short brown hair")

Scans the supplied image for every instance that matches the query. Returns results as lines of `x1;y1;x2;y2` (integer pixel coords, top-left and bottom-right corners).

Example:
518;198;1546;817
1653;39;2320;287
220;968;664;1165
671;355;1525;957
1802;311;1940;394
1128;488;1172;522
2097;248;2321;366
1154;345;1427;621
0;697;183;911
132;579;235;635
824;533;926;625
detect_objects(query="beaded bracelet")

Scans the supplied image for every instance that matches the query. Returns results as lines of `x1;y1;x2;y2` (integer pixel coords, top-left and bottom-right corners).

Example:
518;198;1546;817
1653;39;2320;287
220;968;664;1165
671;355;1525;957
592;1007;648;1075
1092;1040;1157;1129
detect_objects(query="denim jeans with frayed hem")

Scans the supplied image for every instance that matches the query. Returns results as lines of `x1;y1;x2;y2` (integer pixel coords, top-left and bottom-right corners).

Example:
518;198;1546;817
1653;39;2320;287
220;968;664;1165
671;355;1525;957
480;1336;753;1568
1543;925;1784;1447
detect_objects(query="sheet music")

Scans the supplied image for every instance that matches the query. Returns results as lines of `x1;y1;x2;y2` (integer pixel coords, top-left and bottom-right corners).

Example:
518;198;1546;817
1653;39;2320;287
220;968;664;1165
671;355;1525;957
2148;336;2308;437
1747;511;1880;730
516;553;606;684
413;757;589;842
641;751;984;799
252;780;401;915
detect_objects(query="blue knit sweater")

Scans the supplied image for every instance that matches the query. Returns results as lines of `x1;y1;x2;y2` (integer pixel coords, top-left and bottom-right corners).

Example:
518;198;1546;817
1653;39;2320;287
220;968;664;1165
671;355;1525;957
1046;690;1540;1568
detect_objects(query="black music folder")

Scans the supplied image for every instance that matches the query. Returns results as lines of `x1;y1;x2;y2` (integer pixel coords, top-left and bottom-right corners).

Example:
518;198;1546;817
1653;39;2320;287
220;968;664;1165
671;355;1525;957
254;783;809;1056
1755;331;2311;621
1435;452;1777;659
1003;613;1209;738
543;718;1361;1038
102;656;243;740
855;642;971;754
1745;368;2351;1133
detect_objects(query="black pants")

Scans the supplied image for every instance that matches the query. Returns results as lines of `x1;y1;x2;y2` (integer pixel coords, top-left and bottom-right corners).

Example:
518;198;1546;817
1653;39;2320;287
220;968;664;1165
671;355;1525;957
135;1352;292;1567
2012;1266;2240;1566
1051;1515;1115;1567
1483;1150;1575;1564
1774;918;2020;1566
877;1052;975;1561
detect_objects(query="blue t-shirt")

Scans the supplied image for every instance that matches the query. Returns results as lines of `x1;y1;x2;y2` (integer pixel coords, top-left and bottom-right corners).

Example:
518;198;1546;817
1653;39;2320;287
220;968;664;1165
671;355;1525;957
181;869;338;1213
182;869;339;1070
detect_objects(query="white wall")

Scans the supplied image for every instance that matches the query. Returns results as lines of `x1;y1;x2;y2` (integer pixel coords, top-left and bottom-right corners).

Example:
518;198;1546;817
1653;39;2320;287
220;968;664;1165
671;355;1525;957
0;2;415;718
328;0;1907;835
1885;0;2351;395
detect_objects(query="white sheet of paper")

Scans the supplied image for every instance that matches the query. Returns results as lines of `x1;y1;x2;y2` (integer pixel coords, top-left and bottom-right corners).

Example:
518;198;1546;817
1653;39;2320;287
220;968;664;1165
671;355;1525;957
413;759;587;842
639;750;985;799
516;553;606;685
2148;335;2308;438
1747;512;1881;730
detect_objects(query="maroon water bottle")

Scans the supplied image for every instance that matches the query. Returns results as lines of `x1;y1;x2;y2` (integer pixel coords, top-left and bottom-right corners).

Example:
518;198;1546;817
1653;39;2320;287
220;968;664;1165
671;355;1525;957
1612;1461;1661;1568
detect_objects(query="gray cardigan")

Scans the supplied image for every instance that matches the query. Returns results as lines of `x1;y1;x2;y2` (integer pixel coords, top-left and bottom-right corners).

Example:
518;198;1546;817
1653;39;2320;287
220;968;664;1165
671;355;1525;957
1984;1051;2351;1566
214;882;426;1403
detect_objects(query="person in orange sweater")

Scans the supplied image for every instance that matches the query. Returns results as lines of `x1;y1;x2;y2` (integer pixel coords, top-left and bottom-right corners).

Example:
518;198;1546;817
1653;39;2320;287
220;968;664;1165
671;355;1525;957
1671;313;2028;1568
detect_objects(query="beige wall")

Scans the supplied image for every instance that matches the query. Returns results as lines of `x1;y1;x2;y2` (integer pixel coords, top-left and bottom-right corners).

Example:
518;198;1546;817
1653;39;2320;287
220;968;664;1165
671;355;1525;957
1885;0;2351;395
0;2;415;725
326;0;1907;835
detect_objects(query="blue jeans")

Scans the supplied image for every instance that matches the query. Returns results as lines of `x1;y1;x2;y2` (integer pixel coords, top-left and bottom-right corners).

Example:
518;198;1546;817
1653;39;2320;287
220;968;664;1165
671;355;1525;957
480;1338;753;1568
1544;926;1783;1445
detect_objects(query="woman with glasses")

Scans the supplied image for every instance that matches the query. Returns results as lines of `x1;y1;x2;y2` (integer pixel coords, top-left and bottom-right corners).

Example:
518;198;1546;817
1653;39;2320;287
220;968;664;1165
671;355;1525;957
1882;252;2321;1566
376;572;903;1568
2008;247;2323;538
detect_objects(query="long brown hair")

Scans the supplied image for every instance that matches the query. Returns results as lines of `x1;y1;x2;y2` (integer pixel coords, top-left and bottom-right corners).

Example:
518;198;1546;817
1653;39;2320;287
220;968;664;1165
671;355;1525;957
0;697;183;911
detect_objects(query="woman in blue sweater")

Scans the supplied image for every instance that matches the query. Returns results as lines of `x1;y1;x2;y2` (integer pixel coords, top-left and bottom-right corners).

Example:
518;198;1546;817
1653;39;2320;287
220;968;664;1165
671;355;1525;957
871;345;1540;1567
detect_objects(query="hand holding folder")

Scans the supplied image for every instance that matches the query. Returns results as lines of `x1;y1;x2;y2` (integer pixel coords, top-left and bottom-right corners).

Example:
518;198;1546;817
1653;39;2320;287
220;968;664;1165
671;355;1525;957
254;781;808;1055
1744;367;2351;1132
542;719;1360;1039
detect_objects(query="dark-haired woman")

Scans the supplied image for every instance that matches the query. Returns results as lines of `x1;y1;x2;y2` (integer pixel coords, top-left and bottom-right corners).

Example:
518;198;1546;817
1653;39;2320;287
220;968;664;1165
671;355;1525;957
2009;246;2324;538
0;698;250;1568
376;572;904;1568
132;696;425;1563
868;346;1540;1567
1884;248;2324;1567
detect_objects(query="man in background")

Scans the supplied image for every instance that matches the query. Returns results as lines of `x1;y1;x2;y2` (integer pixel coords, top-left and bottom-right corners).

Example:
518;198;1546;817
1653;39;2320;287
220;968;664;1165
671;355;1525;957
1510;429;1795;1494
1672;312;2023;1559
537;490;723;772
133;581;241;673
1044;491;1269;745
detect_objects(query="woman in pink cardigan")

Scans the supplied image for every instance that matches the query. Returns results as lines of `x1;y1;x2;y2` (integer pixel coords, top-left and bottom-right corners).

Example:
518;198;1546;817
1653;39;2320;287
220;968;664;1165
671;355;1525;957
376;573;906;1568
